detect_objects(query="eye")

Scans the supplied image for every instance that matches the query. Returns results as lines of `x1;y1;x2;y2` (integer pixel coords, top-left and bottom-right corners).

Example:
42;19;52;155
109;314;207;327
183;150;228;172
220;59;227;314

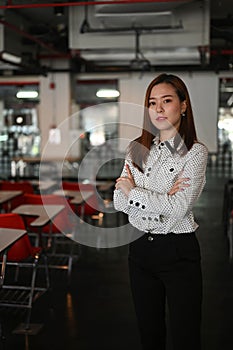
149;101;156;107
163;99;172;104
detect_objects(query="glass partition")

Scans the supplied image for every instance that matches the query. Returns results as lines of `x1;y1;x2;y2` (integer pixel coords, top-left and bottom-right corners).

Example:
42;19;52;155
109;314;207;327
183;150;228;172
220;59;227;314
70;78;122;180
0;82;40;178
74;79;119;158
217;78;233;168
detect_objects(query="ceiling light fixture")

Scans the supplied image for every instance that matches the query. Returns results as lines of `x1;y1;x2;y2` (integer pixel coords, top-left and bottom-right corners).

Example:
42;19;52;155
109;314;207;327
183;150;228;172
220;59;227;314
227;94;233;107
54;5;64;17
95;11;172;18
96;89;120;98
1;52;22;64
16;91;38;99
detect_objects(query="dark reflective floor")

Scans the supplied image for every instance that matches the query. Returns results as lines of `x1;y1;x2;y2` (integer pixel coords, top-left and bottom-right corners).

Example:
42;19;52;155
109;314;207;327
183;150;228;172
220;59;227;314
1;166;233;350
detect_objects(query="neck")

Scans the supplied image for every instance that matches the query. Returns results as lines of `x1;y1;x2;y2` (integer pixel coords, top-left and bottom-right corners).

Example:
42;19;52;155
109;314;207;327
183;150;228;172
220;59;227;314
159;129;177;142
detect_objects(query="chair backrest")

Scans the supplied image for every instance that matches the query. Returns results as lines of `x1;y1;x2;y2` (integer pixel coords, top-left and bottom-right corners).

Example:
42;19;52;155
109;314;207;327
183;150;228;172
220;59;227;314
23;193;72;233
0;180;34;210
0;181;34;193
23;193;67;205
62;181;101;216
0;213;34;261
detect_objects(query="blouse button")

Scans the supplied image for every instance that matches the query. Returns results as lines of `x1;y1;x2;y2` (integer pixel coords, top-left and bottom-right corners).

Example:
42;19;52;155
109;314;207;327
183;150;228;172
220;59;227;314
148;235;154;242
160;142;164;146
159;215;164;223
129;200;133;204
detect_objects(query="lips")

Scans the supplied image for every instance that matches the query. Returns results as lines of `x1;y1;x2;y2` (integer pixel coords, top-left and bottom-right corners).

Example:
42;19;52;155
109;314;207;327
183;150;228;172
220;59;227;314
156;116;167;121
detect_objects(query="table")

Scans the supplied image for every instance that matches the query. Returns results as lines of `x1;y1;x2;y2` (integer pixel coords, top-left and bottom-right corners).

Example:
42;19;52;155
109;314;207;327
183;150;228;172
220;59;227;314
12;203;76;282
0;191;22;212
53;190;93;219
0;228;26;287
82;180;114;191
81;180;114;200
53;190;93;203
12;204;65;247
29;180;58;193
12;204;65;227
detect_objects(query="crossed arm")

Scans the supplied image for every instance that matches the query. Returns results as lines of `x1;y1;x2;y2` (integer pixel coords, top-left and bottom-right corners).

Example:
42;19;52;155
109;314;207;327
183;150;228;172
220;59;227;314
115;163;190;197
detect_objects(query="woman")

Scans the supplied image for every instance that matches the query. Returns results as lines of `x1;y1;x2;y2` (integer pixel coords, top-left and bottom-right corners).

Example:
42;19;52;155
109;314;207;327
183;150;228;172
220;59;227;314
113;73;208;350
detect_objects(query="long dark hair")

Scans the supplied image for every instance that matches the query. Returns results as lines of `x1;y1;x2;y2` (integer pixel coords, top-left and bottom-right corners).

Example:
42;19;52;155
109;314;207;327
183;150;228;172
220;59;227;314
129;73;197;172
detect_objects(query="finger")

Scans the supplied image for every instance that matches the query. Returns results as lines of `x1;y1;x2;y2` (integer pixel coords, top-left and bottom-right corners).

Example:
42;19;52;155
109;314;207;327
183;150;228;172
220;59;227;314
126;164;133;179
115;180;124;188
168;181;190;195
176;177;190;183
116;176;128;182
174;178;190;187
180;183;190;188
180;177;190;182
168;188;177;195
115;183;122;190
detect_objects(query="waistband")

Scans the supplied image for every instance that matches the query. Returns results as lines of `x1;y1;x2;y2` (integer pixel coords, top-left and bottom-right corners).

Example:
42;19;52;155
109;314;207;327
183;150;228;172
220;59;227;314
143;230;196;242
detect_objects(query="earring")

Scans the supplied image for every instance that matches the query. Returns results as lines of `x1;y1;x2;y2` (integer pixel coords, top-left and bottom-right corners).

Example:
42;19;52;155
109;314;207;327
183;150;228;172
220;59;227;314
181;112;186;117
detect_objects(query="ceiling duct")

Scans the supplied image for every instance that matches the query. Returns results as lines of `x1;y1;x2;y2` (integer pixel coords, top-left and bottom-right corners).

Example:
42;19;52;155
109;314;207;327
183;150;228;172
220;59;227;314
93;0;190;28
69;0;210;68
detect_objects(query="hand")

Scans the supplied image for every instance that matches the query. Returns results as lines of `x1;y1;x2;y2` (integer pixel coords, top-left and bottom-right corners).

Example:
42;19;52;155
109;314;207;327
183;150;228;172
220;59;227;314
115;164;135;196
168;173;190;196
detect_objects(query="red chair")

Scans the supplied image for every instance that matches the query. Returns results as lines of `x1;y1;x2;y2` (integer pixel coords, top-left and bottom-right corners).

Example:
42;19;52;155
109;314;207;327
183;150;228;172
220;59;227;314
22;193;77;279
0;213;49;330
62;181;104;224
0;180;34;211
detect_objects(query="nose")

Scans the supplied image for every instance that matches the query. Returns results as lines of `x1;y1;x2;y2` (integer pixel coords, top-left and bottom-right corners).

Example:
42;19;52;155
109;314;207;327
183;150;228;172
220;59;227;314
156;102;163;113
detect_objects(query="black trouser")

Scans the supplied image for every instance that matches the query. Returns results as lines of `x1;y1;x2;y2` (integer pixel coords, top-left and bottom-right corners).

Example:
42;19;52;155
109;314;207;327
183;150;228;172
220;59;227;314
128;230;202;350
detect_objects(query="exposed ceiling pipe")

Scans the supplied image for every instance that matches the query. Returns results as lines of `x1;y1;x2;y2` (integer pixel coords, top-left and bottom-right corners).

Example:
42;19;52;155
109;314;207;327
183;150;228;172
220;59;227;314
0;18;69;56
1;0;192;10
211;49;233;56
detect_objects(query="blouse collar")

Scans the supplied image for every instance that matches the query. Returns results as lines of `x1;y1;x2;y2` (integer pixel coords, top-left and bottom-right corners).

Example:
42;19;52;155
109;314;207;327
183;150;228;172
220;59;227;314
152;134;185;154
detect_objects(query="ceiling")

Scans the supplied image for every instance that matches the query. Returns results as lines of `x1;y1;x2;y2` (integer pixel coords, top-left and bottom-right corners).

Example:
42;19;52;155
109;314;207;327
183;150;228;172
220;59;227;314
0;0;232;75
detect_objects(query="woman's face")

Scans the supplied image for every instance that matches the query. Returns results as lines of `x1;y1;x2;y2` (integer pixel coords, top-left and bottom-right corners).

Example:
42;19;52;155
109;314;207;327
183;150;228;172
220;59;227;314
148;82;186;139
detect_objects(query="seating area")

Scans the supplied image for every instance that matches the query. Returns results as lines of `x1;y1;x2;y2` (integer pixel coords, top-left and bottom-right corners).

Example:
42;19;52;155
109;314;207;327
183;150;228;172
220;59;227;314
0;177;115;340
19;193;79;280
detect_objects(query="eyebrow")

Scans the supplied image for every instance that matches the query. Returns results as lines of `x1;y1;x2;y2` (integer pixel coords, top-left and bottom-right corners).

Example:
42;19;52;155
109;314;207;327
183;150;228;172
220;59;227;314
149;94;173;100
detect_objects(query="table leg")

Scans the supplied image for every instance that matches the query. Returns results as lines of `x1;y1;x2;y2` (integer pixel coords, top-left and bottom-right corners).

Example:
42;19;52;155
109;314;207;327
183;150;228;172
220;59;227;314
0;250;7;287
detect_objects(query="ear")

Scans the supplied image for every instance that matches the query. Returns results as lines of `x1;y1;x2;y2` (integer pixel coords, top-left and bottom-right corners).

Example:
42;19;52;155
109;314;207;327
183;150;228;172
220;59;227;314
181;100;187;114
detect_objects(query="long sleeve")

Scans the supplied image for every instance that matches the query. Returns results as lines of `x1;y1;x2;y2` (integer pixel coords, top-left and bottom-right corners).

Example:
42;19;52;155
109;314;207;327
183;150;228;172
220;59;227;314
113;161;131;215
113;141;208;234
